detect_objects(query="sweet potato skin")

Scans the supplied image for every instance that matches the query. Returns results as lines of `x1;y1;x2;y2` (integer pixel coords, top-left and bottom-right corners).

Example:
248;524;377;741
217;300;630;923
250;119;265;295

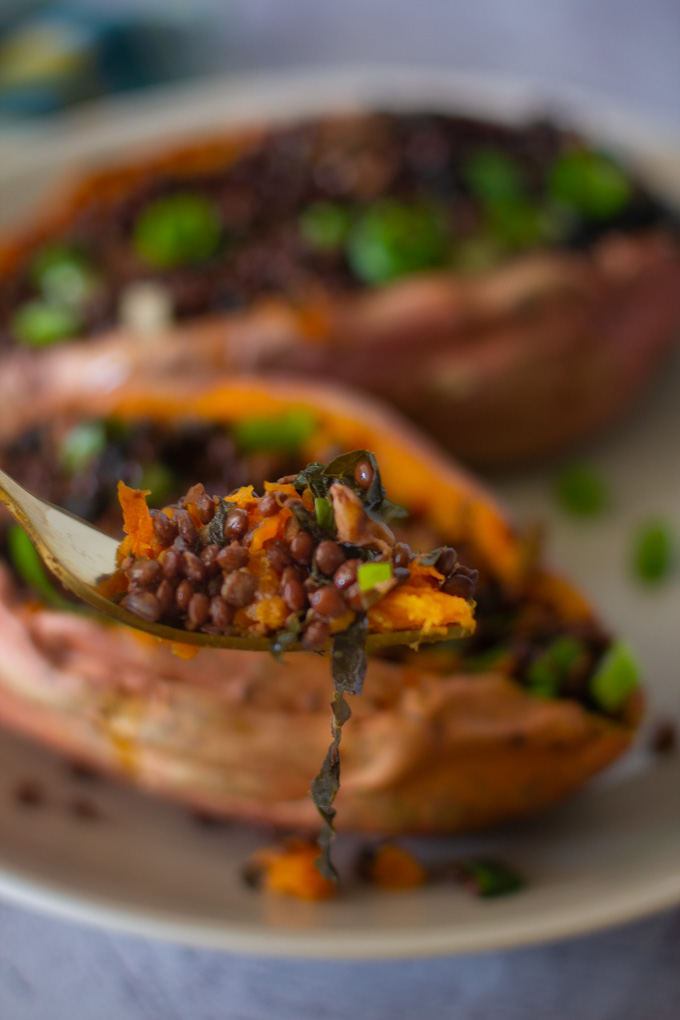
0;378;639;834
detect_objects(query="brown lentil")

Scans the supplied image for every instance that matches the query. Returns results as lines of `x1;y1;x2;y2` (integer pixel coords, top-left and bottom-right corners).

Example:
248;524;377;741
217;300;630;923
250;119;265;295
343;582;366;612
150;509;177;545
156;578;176;614
310;585;347;619
121;591;161;622
265;539;292;572
182;551;206;583
224;507;249;541
209;596;233;630
282;575;308;612
196;494;215;524
393;543;412;569
442;567;478;599
187;592;210;628
302;619;331;650
394;567;411;585
354;460;374;491
176;578;195;612
258;492;280;517
290;530;314;565
160;548;182;580
200;543;221;574
128;558;162;587
216;545;250;572
221;570;258;608
207;575;223;597
315;540;345;576
333;558;361;591
436;547;458;576
176;512;198;547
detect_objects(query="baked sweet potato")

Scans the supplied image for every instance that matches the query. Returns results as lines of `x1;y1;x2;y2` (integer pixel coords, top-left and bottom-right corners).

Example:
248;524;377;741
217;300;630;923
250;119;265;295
0;377;641;833
0;111;678;466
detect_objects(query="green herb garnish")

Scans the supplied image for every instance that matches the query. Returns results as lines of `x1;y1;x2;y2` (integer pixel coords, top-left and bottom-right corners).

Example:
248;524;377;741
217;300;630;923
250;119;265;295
451;857;525;898
231;409;317;454
311;615;368;879
590;641;640;713
59;421;107;473
11;300;82;347
314;496;334;532
632;521;675;583
133;193;222;268
357;561;393;592
346;199;449;285
549;149;632;220
554;464;608;516
7;526;77;612
138;462;176;505
526;636;585;698
463;148;524;204
30;244;98;307
299;201;352;251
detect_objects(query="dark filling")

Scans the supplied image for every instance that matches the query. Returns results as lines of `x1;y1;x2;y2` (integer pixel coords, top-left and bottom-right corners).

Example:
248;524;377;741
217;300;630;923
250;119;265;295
0;111;674;349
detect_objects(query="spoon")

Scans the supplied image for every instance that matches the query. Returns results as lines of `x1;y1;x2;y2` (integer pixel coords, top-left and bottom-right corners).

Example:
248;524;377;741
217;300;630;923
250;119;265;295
0;467;472;651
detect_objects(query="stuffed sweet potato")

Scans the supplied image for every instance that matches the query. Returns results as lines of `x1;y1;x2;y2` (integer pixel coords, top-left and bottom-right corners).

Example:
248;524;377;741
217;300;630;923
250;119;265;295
1;111;679;465
0;377;640;833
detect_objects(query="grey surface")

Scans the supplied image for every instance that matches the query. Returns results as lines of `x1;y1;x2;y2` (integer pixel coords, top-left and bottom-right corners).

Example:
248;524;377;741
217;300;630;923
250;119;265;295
1;899;680;1020
3;1;680;1016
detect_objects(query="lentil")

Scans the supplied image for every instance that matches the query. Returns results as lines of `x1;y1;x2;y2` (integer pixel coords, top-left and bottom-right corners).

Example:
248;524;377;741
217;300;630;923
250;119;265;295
150;508;177;545
121;591;161;622
216;545;250;572
333;558;361;591
176;578;194;612
221;570;258;608
302;619;331;650
290;530;313;565
310;586;347;619
315;540;345;576
354;460;374;491
187;592;210;629
224;507;249;541
265;539;292;572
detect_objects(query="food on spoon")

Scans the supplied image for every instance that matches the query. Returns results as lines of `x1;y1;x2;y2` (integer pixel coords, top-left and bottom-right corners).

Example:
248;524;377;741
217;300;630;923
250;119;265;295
1;112;679;465
0;377;642;834
106;450;476;649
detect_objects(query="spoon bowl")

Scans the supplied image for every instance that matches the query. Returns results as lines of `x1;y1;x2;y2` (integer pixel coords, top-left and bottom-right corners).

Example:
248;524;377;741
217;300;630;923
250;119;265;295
0;467;472;651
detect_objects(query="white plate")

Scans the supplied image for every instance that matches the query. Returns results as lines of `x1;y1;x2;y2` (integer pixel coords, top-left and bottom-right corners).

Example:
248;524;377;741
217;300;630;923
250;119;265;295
0;68;679;957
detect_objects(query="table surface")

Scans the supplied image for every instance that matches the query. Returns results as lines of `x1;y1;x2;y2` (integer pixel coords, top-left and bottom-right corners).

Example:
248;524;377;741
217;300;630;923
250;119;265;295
0;899;678;1020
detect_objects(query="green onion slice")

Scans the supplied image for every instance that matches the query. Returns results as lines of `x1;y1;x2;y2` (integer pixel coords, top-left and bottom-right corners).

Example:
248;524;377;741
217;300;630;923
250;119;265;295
133;193;222;269
554;464;608;517
11;300;82;347
346;200;449;285
357;561;393;592
590;641;640;713
632;521;675;584
314;496;334;532
549;149;632;220
231;409;317;454
299;201;352;250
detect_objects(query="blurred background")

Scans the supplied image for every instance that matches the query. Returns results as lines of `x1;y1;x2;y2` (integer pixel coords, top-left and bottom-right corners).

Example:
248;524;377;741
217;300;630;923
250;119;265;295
1;0;679;129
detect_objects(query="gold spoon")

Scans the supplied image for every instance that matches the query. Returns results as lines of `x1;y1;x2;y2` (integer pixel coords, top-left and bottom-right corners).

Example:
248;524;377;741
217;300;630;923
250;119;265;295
0;467;472;651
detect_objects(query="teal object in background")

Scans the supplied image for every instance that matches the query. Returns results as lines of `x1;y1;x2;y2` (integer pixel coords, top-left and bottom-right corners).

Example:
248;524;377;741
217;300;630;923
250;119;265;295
0;3;215;119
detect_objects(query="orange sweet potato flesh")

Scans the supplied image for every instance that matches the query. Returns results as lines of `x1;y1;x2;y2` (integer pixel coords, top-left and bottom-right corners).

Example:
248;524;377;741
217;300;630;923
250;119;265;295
0;377;640;834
